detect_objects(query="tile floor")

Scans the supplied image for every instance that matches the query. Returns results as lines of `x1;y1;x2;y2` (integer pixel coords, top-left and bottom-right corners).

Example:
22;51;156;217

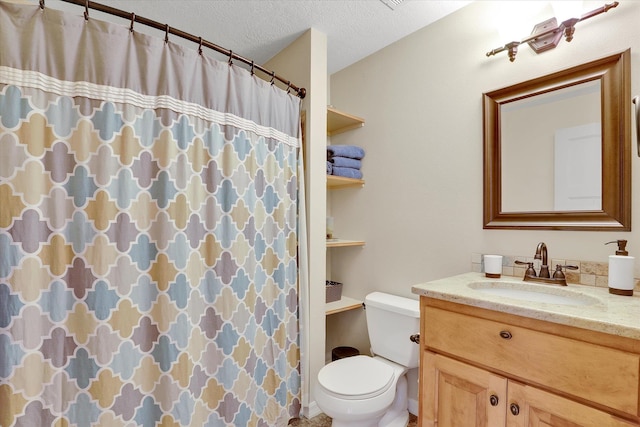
289;413;418;426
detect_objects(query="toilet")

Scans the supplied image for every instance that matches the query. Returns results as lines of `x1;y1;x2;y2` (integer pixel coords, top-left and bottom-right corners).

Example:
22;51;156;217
315;292;420;427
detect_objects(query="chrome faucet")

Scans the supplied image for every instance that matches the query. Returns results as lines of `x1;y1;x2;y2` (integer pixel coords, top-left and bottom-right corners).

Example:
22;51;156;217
514;242;578;286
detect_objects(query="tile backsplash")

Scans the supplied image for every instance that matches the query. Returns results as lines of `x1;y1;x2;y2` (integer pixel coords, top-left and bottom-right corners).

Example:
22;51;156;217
473;253;640;290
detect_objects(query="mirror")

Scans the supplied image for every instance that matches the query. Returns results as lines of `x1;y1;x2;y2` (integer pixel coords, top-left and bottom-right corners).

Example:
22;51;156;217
501;81;601;212
483;49;631;230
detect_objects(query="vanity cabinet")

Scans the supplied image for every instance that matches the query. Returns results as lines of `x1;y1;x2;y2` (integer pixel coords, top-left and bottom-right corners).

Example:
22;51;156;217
419;298;640;427
325;107;365;315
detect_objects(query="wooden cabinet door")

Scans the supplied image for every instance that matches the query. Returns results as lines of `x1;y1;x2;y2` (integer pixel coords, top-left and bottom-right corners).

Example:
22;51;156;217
421;352;507;427
507;381;638;427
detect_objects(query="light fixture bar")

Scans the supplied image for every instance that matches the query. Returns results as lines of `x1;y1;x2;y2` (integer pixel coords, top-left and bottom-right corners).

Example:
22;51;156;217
486;1;619;62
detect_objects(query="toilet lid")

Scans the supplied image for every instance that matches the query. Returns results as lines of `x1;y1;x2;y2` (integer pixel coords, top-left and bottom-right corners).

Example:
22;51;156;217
318;356;395;399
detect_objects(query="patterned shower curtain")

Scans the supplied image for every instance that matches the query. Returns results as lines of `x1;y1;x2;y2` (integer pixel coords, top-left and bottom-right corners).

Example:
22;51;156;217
0;2;301;426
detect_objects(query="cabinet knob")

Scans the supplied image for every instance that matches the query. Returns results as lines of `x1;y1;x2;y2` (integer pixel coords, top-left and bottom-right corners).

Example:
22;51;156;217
489;394;499;406
510;403;520;416
499;330;512;340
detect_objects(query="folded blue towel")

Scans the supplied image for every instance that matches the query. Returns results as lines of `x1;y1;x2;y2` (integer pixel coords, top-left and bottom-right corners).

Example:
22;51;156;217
326;161;332;175
330;156;362;169
327;145;365;160
332;166;363;179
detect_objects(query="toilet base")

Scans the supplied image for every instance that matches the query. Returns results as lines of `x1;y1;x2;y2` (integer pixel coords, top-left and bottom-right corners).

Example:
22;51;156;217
329;375;410;427
379;411;409;427
379;375;409;427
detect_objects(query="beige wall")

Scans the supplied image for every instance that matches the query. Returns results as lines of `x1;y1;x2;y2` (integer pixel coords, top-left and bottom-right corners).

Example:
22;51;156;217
326;0;640;357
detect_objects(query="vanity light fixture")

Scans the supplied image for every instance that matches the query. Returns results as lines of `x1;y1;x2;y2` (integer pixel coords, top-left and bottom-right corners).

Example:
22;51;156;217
486;1;618;62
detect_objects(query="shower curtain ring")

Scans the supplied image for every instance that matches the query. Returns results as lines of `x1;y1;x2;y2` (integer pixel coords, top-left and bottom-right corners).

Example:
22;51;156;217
228;50;233;65
270;71;275;85
198;37;203;55
84;0;89;20
250;61;255;76
164;24;170;43
286;81;291;94
39;0;45;10
129;12;135;32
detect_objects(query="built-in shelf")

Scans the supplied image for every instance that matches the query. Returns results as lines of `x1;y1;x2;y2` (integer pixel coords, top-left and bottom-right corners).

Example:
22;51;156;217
327;175;365;189
325;107;365;320
326;239;365;248
327;107;365;136
326;296;363;315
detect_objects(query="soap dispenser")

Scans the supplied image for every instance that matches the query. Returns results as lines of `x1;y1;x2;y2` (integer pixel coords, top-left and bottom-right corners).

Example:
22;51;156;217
606;240;635;296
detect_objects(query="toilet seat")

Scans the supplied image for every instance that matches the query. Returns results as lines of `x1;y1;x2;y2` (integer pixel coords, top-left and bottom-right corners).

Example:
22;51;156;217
318;355;395;400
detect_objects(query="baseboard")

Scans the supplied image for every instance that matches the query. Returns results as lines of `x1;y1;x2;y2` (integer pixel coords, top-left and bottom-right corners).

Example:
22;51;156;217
302;401;323;419
408;398;418;416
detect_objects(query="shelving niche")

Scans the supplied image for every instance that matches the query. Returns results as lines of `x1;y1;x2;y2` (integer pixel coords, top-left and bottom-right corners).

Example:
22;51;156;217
326;107;365;315
327;107;365;136
327;175;364;189
326;297;363;315
326;239;365;248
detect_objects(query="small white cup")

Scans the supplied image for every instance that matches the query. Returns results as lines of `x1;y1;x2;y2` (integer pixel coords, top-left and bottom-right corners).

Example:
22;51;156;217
484;255;503;278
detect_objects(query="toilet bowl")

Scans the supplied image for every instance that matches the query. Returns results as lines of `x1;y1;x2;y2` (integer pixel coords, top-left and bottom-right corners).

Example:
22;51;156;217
315;356;408;427
315;292;420;427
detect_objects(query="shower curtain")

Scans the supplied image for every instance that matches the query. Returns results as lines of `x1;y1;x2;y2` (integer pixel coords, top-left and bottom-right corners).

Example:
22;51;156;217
0;2;302;426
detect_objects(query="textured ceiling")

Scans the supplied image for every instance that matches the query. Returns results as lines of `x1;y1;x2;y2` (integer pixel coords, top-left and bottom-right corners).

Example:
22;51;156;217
45;0;471;75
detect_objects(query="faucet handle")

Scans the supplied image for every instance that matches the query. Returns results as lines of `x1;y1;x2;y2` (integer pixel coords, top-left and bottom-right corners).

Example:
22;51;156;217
552;264;579;279
515;260;537;277
552;264;565;279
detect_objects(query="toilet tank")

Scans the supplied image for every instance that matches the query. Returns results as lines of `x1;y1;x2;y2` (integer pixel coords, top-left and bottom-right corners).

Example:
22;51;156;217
365;292;420;369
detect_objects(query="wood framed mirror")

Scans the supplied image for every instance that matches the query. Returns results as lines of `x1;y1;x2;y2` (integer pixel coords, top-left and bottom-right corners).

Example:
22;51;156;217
483;49;631;231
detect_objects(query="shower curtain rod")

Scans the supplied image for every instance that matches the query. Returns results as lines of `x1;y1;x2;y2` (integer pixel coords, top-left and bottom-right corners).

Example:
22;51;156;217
43;0;307;99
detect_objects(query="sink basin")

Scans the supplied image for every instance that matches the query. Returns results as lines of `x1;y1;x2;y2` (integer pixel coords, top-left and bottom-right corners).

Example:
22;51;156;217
467;281;600;306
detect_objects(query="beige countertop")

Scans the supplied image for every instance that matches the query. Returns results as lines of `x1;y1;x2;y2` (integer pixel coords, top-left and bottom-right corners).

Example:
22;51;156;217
412;272;640;340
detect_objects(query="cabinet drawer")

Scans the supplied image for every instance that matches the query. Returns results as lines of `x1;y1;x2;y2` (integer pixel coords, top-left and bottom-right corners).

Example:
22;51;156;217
424;306;640;417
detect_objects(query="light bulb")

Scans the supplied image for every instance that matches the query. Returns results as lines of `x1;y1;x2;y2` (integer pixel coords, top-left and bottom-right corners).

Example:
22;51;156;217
494;1;549;42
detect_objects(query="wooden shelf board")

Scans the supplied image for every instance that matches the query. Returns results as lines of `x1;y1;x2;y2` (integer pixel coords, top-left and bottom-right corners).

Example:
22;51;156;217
327;106;365;136
326;296;363;315
327;175;365;189
326;239;365;248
